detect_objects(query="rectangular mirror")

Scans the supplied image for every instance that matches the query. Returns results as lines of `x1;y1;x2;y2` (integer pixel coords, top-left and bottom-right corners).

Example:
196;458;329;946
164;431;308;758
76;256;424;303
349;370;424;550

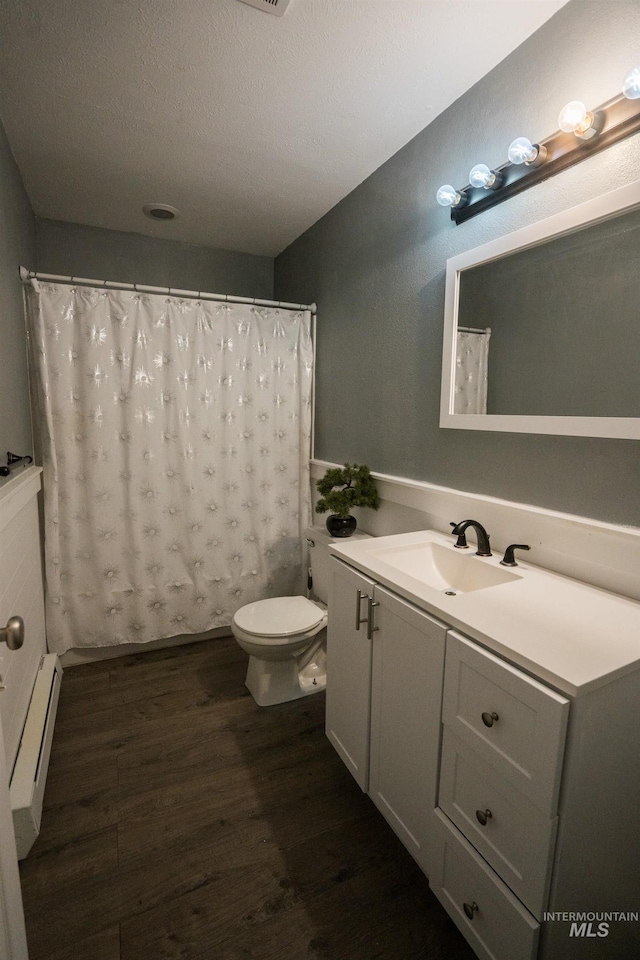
440;180;640;439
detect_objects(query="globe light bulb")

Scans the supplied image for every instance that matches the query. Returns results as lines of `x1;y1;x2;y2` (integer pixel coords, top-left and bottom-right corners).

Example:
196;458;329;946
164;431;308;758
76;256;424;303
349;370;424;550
507;137;538;165
622;66;640;100
469;163;501;190
436;184;461;207
558;100;593;136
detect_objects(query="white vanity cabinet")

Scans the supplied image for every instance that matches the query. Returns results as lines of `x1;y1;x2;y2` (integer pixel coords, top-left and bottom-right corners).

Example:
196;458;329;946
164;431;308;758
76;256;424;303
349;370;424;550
327;543;640;960
326;558;446;876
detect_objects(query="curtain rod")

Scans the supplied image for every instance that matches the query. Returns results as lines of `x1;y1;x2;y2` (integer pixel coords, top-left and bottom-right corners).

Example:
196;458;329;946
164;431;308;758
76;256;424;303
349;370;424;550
458;325;491;334
19;266;317;315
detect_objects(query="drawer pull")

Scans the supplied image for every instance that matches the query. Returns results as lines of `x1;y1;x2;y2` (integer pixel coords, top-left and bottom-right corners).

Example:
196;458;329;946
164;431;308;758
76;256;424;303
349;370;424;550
481;711;499;727
475;808;492;826
355;590;369;631
463;900;479;920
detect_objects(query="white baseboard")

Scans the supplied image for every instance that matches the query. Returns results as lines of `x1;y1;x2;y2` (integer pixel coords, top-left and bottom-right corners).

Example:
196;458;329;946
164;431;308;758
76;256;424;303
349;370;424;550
311;460;640;602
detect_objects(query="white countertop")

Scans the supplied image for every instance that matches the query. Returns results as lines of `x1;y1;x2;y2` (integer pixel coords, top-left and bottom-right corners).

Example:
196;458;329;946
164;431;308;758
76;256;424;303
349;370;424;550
330;529;640;698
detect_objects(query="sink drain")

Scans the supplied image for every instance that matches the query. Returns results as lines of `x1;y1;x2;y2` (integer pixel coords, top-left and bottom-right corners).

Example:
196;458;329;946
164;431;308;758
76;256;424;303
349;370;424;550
444;590;457;596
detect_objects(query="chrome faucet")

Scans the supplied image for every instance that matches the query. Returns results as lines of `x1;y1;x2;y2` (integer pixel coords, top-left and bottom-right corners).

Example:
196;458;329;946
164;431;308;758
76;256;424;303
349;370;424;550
450;519;492;557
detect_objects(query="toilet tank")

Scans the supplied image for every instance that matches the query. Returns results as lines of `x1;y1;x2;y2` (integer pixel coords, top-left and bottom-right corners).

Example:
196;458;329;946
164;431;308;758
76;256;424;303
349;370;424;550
305;526;372;604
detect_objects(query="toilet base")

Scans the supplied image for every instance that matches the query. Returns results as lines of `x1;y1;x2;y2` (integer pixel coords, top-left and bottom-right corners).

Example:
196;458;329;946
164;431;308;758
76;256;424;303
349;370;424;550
245;647;326;707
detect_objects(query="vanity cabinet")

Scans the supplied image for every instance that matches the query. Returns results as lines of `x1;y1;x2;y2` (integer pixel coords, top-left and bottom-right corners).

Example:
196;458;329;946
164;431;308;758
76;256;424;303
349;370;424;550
326;558;446;875
327;551;640;960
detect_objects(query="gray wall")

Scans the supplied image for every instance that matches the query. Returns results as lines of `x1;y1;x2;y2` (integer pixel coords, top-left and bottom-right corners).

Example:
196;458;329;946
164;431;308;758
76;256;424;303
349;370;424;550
275;1;640;527
36;219;274;299
0;116;36;459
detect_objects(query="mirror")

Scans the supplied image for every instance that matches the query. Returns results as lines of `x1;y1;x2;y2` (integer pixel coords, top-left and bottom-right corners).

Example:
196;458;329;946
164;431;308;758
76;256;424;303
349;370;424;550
440;180;640;439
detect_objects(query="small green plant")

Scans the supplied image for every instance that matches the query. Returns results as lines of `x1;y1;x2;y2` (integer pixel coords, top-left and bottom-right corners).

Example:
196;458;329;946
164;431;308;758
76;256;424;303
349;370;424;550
315;463;380;518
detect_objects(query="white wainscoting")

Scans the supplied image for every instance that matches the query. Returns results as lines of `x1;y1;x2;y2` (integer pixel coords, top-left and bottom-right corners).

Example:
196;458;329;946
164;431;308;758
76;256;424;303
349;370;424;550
311;460;640;603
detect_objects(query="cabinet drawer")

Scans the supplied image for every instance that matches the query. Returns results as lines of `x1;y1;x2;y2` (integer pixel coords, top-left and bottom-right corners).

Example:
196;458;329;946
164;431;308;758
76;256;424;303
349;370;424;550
439;728;557;919
443;632;569;814
431;808;539;960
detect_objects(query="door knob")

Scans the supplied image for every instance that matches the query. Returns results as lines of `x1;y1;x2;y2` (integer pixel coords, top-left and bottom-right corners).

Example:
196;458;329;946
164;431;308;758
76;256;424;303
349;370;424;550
0;616;24;650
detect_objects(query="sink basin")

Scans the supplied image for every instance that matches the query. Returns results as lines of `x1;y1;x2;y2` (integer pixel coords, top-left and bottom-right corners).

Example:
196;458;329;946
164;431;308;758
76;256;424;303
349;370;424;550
370;541;522;594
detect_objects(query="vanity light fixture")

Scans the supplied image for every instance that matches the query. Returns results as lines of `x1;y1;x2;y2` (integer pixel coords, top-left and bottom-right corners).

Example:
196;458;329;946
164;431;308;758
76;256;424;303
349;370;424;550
437;64;640;225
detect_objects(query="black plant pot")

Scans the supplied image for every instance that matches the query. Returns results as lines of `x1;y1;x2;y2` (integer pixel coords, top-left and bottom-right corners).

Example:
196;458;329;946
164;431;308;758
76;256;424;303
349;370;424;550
326;514;357;538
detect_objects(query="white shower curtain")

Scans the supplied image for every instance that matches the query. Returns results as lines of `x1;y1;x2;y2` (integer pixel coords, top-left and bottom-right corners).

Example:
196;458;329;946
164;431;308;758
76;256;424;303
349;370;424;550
454;329;491;414
27;281;313;655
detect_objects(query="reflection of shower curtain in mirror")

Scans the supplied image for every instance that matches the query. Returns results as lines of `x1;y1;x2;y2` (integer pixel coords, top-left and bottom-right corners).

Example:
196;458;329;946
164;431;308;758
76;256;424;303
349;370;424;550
26;280;313;655
455;329;491;414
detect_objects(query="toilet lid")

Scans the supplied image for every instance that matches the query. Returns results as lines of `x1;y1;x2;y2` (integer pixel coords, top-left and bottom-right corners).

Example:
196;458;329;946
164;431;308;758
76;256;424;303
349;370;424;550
233;596;325;638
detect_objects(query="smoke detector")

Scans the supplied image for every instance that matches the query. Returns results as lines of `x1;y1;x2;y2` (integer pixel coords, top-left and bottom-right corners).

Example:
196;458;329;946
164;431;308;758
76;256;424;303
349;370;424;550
236;0;292;17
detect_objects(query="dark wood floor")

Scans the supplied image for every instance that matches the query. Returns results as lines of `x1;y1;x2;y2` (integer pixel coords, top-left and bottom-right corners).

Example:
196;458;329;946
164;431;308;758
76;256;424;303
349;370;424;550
19;636;475;960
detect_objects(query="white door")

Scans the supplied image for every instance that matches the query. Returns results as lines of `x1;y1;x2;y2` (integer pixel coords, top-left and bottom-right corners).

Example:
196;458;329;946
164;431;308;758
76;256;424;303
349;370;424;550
0;710;28;959
0;469;49;958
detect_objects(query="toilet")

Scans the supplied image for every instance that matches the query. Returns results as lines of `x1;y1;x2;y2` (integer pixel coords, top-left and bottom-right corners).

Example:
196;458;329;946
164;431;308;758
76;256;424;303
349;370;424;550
231;526;370;707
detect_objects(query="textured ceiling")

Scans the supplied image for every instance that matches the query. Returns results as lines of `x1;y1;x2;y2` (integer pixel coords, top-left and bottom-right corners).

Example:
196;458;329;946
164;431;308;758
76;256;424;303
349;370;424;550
0;0;566;257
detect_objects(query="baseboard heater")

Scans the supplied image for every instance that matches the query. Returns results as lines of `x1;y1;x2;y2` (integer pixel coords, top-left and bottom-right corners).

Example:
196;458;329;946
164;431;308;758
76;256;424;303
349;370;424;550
10;654;63;859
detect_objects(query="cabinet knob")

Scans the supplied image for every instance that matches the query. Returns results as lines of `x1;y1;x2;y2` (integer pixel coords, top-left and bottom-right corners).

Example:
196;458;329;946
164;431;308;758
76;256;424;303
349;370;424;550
481;711;499;727
475;808;492;826
463;900;479;920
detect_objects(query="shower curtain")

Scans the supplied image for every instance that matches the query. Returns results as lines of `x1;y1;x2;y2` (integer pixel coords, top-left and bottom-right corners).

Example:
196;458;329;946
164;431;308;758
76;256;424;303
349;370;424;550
26;280;313;655
454;329;491;414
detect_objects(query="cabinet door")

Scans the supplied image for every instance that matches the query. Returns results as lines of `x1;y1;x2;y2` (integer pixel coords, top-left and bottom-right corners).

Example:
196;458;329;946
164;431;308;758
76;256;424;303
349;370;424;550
325;558;376;791
368;585;447;877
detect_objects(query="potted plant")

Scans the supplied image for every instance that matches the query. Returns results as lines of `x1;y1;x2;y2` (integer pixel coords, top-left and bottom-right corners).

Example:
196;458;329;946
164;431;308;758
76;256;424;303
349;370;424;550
315;463;380;537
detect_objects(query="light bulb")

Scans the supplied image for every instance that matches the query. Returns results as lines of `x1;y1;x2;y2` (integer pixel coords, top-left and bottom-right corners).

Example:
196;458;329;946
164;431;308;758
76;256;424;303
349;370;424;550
436;184;462;207
623;66;640;100
558;100;595;138
508;137;538;165
469;163;501;190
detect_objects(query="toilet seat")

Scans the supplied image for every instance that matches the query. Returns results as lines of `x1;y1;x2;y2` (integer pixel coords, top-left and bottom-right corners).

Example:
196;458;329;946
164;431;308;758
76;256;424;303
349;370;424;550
232;596;327;646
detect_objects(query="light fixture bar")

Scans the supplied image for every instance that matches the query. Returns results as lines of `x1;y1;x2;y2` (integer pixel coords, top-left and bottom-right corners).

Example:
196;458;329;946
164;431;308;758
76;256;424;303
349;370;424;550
450;91;640;225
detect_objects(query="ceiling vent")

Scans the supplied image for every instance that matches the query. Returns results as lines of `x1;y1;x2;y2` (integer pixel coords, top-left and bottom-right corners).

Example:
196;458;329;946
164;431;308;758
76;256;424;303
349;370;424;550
143;203;179;221
236;0;292;17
